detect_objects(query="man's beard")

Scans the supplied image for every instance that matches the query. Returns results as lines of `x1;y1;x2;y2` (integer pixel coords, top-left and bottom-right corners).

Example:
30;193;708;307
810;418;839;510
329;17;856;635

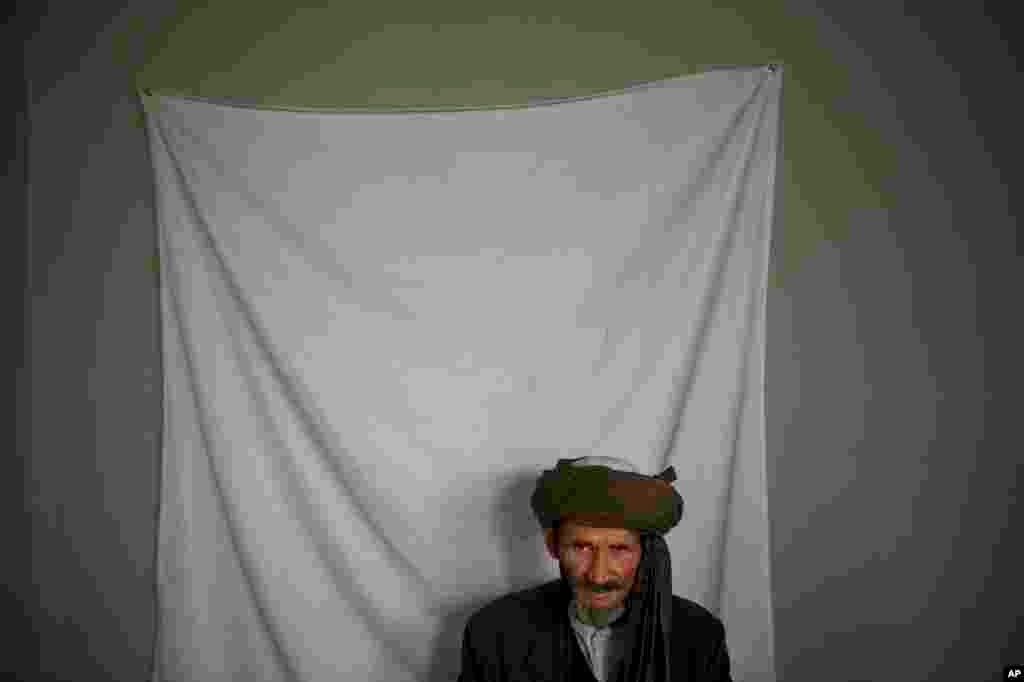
575;600;623;627
562;568;629;627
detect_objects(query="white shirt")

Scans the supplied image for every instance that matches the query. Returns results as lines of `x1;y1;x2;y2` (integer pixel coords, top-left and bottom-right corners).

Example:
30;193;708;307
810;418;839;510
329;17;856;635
568;600;631;682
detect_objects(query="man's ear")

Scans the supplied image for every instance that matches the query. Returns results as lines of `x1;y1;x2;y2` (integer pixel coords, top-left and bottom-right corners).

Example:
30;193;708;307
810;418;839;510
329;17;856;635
543;528;559;559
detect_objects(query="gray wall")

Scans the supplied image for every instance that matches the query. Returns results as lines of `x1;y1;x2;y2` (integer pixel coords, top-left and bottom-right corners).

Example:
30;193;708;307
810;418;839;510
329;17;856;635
16;2;1020;681
7;7;34;680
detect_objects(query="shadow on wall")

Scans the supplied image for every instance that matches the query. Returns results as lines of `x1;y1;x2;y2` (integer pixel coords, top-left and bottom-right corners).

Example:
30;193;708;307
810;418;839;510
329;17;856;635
426;463;556;682
426;596;490;682
492;467;556;594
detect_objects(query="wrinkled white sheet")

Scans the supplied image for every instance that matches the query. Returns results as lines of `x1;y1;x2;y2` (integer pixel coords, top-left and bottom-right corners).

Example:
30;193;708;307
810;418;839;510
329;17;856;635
145;65;779;681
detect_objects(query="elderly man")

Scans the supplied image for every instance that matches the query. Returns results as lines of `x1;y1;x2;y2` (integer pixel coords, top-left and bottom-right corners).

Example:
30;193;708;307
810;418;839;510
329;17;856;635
458;456;731;682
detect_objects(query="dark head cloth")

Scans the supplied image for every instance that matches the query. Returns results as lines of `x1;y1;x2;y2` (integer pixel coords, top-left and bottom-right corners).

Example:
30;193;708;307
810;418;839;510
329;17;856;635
530;457;685;682
530;458;684;535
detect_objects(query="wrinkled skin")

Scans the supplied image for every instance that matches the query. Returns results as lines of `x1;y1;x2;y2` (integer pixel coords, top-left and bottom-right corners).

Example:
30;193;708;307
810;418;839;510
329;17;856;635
544;521;642;626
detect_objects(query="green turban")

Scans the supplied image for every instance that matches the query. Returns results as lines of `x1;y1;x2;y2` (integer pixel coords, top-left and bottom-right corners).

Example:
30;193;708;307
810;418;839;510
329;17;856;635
530;457;684;535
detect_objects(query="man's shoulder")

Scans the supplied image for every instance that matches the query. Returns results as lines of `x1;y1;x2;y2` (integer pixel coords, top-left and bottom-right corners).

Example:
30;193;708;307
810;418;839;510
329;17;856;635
670;594;720;621
465;582;723;635
669;595;727;640
465;580;564;634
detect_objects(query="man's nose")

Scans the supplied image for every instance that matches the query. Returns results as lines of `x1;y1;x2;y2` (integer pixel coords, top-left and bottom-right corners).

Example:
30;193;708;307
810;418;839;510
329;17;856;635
586;550;612;584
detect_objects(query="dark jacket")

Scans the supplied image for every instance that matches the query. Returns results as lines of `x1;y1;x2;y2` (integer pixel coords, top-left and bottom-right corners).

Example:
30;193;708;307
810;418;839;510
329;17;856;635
458;579;731;682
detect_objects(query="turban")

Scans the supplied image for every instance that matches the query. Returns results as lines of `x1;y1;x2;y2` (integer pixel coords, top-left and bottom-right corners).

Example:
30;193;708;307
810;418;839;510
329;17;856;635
530;457;684;535
530;457;685;682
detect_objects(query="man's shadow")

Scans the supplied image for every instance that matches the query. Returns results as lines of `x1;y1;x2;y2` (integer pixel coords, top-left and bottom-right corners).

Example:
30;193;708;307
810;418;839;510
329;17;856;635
425;465;555;681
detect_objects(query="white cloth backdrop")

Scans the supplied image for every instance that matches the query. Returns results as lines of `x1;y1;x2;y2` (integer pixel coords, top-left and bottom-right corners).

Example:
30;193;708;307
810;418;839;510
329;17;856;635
144;65;779;682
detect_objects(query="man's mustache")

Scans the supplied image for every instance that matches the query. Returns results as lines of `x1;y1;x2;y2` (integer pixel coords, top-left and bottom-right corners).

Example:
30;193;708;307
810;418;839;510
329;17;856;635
570;577;624;592
560;567;626;592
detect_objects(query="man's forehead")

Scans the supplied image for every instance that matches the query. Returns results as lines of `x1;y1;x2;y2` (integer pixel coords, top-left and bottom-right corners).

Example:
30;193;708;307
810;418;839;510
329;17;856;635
560;522;640;544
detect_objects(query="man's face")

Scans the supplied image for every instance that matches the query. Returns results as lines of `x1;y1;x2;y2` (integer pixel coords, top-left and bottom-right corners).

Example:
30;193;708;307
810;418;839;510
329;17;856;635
544;521;642;611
